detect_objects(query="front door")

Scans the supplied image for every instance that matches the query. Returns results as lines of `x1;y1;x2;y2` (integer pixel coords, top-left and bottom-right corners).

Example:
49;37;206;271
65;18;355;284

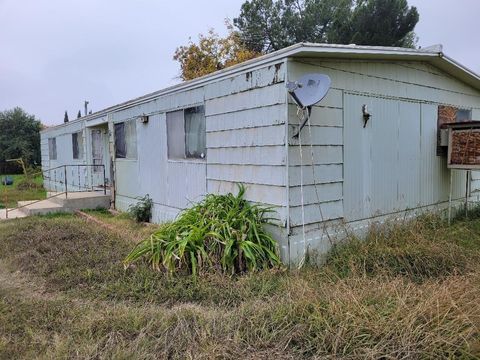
91;129;104;188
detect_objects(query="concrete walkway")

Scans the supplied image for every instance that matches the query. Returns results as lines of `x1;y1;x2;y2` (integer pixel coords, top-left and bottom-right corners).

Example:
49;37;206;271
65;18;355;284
0;208;27;220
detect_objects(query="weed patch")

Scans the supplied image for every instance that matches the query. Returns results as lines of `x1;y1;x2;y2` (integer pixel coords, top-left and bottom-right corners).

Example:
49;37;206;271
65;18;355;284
325;215;478;281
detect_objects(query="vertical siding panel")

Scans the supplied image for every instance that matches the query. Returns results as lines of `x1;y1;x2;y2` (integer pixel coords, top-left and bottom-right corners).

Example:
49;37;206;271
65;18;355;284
397;102;421;210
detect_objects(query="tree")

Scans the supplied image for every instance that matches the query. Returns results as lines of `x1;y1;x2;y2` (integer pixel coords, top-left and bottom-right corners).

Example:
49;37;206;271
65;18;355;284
333;0;420;47
64;111;69;123
174;23;261;81
77;110;82;119
234;0;419;52
0;108;42;169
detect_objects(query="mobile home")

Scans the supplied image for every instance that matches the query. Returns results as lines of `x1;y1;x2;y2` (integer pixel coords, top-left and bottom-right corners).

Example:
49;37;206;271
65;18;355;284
41;43;480;263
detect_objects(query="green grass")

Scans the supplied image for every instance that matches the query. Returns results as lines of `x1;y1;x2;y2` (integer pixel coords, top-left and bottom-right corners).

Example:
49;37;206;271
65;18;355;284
0;173;46;208
0;213;480;358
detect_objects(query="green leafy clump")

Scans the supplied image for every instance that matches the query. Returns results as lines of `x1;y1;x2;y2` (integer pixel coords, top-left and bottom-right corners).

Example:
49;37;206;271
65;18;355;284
128;195;153;223
124;185;280;276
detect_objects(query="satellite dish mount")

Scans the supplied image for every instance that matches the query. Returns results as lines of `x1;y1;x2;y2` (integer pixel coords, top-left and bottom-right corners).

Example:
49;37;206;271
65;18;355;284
287;74;331;138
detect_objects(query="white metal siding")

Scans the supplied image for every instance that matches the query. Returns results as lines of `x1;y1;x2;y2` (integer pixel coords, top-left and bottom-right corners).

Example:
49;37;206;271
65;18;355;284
287;58;480;263
287;82;344;230
205;62;288;227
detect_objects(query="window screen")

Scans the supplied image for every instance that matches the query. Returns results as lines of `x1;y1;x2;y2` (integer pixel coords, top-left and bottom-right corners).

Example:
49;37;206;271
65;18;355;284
72;132;83;159
48;138;57;160
167;106;206;160
167;110;186;159
115;120;137;159
185;106;206;159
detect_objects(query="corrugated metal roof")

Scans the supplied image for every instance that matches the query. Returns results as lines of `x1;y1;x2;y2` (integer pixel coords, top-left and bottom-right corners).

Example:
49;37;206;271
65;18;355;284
42;43;480;132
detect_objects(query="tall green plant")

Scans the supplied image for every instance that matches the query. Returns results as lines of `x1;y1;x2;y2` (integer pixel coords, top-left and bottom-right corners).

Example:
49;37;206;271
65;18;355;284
124;184;280;276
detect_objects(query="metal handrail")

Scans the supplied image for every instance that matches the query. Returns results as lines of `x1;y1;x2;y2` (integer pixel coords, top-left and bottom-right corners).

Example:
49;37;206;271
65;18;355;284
4;164;107;219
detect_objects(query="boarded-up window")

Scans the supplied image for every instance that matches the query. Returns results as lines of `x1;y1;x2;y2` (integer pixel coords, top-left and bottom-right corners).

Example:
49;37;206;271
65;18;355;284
48;138;57;160
449;128;480;168
72;132;84;159
437;105;472;156
167;106;206;160
115;120;137;159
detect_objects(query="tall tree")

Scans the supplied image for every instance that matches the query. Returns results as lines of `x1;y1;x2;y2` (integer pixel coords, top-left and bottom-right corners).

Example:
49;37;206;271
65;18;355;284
234;0;419;52
174;23;261;81
0;108;42;168
333;0;419;47
64;111;69;123
77;110;82;119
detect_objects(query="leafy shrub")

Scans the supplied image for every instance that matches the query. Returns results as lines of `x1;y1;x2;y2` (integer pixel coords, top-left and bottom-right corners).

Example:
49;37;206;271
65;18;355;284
128;195;153;223
124;184;281;276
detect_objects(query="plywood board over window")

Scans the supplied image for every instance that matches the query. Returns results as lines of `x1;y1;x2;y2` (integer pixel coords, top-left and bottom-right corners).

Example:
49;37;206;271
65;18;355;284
437;105;472;156
448;127;480;169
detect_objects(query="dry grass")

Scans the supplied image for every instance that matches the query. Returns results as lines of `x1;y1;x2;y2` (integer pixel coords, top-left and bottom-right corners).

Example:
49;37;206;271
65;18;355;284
0;213;479;359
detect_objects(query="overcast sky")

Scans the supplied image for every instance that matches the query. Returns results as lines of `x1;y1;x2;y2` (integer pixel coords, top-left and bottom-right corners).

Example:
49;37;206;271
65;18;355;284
1;0;478;125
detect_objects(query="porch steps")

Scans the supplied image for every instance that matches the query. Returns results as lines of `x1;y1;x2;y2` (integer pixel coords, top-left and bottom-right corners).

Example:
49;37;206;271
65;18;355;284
0;191;111;220
17;200;63;216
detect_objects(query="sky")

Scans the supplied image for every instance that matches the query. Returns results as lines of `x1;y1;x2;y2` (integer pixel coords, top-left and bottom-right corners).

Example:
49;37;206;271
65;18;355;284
1;0;479;126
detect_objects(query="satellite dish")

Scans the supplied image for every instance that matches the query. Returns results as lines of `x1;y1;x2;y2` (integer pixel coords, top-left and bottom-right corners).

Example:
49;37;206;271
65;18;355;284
287;74;331;138
287;73;331;109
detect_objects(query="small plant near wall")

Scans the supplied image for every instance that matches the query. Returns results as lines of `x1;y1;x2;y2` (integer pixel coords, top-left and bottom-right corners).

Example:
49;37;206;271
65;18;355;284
124;184;281;277
128;195;153;223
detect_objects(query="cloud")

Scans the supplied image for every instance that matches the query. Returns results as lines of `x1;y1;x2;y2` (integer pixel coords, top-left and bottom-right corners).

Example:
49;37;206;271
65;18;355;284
0;0;477;125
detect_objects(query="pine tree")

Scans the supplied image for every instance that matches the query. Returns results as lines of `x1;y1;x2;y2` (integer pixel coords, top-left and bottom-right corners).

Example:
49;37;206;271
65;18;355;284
64;111;69;123
77;110;82;119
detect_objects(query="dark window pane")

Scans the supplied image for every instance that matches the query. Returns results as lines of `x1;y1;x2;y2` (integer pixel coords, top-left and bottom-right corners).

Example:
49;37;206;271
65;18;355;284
115;123;126;159
72;133;79;159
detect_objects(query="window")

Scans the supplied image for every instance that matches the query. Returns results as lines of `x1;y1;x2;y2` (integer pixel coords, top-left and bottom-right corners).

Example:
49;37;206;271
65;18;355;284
48;138;57;160
457;109;472;122
115;120;137;159
72;132;84;159
167;105;206;160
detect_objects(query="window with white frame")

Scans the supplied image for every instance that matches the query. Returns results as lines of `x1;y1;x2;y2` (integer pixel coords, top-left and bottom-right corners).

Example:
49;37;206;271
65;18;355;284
167;105;206;160
114;120;137;159
48;138;57;160
72;132;84;159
